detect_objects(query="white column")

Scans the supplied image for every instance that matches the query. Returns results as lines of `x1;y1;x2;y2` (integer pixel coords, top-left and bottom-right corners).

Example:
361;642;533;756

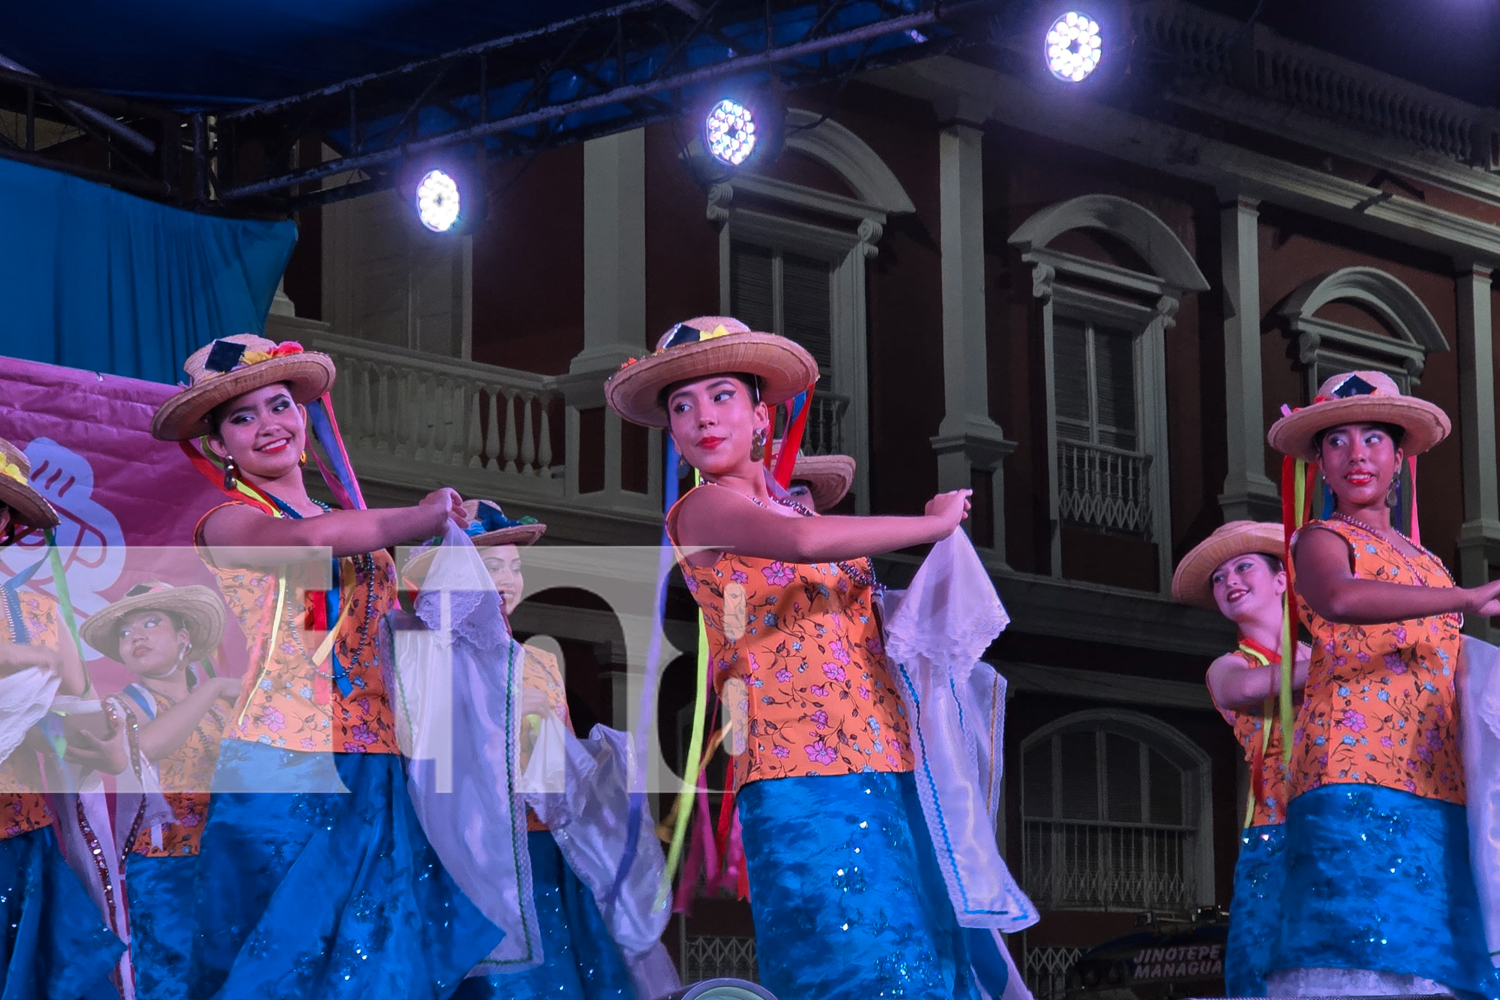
1217;195;1280;522
930;122;1015;561
565;128;660;508
1455;265;1500;638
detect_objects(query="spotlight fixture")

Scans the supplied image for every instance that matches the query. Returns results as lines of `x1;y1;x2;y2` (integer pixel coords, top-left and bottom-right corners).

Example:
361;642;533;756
414;168;462;233
704;98;758;168
1045;11;1103;83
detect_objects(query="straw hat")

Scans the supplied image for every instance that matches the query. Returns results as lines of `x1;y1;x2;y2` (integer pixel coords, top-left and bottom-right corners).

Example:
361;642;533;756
151;333;336;441
1171;521;1285;611
402;499;546;584
80;582;226;664
1266;370;1450;463
775;440;854;513
0;437;58;531
603;317;818;428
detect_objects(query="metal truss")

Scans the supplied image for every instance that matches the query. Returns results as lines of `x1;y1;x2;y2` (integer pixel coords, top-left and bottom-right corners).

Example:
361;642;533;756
0;65;191;203
207;0;988;211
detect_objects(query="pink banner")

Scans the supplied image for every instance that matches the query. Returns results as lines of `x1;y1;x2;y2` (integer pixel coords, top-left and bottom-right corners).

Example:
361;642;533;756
0;357;246;690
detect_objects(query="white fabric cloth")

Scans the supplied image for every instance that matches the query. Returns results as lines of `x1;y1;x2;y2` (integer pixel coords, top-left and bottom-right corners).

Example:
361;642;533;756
1459;636;1500;982
1266;966;1455;996
0;666;58;766
883;528;1036;934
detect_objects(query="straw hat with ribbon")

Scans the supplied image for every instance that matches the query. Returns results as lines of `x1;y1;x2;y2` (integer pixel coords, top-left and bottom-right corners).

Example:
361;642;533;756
151;333;336;442
1267;370;1449;463
80;582;226;664
1171;521;1285;612
774;440;854;513
603;317;818;429
0;436;58;531
402;499;545;584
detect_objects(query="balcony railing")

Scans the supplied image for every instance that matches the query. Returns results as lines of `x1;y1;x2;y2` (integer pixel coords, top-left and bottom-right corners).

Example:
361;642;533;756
776;391;849;457
1057;440;1153;538
683;936;759;983
1021;818;1197;913
300;330;662;520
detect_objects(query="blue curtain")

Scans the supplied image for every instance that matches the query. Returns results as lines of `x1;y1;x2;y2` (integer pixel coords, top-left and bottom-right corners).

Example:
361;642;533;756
0;157;296;384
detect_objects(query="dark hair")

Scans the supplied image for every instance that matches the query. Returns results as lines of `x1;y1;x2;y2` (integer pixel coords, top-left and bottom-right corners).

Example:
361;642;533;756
1312;421;1405;454
1256;553;1284;575
659;372;762;411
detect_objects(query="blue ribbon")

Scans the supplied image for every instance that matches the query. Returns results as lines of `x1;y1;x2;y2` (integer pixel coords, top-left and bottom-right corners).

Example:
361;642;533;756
1;558;45;645
466;500;538;538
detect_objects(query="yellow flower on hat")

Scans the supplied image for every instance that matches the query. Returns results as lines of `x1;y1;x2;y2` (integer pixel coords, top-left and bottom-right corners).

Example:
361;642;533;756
0;461;25;486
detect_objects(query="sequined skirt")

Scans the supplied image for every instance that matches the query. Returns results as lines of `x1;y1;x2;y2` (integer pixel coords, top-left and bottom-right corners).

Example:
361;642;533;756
126;853;196;1000
452;830;633;1000
1226;823;1286;997
1269;784;1500;998
736;770;983;1000
0;826;122;1000
190;741;504;1000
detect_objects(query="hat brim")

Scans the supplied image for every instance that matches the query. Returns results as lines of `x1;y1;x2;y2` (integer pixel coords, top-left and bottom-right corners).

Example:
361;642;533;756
1170;523;1286;611
1267;396;1451;463
0;478;58;531
791;454;855;512
401;522;547;585
151;353;337;442
79;585;227;664
603;334;818;428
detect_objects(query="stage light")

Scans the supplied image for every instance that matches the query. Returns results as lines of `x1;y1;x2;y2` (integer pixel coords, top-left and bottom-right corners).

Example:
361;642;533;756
415;168;462;233
1045;11;1103;82
704;98;758;168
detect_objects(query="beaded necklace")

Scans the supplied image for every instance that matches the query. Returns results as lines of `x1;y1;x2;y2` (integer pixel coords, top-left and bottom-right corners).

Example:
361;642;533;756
700;480;879;589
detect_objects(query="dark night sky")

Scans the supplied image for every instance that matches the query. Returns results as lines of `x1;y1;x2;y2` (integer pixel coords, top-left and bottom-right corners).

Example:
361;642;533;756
1187;0;1500;107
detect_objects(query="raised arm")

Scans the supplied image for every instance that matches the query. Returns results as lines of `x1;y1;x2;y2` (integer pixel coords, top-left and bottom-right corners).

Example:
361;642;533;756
1206;643;1310;713
201;488;465;563
1294;525;1500;624
137;677;241;763
673;487;969;565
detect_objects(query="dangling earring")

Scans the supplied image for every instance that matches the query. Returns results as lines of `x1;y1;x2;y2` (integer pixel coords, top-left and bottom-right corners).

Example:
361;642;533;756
223;455;239;491
677;454;691;478
1386;469;1401;509
749;429;767;463
299;450;309;468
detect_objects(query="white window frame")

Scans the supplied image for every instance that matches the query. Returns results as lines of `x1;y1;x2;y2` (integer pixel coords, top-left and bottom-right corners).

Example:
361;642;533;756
1018;708;1214;914
1278;265;1450;401
1033;258;1175;590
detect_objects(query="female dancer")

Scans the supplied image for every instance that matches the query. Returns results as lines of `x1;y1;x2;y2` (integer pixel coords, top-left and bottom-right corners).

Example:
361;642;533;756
605;317;979;1000
1265;370;1500;996
0;436;123;999
78;582;238;1000
775;441;854;514
1172;521;1308;995
407;499;639;999
150;334;502;999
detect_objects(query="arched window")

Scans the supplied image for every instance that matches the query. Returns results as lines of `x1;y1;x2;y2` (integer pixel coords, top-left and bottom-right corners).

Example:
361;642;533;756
1019;710;1213;913
1009;195;1209;592
1277;266;1450;397
695;109;915;512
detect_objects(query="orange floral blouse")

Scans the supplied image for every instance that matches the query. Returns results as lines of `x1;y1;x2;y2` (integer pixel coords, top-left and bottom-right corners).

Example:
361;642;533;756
668;490;914;790
0;592;61;839
1292;518;1464;804
126;671;230;857
197;502;401;755
1211;642;1292;828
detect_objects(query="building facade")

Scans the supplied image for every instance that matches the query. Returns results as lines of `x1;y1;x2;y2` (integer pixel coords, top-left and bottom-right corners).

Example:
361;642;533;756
273;2;1500;990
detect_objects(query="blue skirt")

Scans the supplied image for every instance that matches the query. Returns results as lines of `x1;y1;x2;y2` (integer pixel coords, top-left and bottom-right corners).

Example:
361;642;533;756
1269;784;1500;998
453;831;633;1000
1226;824;1286;997
0;826;122;1000
127;853;196;1000
736;770;983;1000
191;742;504;1000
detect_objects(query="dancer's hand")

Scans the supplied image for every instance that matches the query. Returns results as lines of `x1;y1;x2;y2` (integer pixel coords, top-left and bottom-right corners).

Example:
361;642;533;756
66;729;129;776
924;489;972;535
419;488;467;533
0;642;60;677
1467;578;1500;618
212;676;244;703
